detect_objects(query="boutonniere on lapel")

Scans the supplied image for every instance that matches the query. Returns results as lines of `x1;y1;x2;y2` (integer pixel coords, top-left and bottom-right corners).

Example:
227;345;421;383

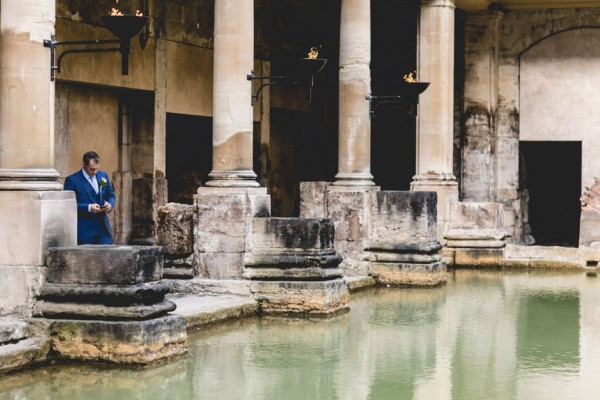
99;177;107;190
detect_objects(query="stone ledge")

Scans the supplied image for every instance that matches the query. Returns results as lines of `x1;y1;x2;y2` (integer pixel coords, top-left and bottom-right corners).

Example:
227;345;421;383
0;317;29;344
344;276;376;292
369;261;447;286
34;300;176;320
366;242;442;253
39;282;170;301
242;266;343;280
169;294;258;330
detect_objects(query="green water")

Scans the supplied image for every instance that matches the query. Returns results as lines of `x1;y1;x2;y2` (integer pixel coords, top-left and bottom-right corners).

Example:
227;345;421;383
2;269;600;400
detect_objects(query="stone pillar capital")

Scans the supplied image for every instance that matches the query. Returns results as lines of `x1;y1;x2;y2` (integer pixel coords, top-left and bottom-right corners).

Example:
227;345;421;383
420;0;455;8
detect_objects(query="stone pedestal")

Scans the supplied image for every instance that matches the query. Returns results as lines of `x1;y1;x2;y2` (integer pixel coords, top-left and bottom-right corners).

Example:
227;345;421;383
445;202;508;267
300;182;377;276
412;0;458;240
367;191;447;286
35;245;188;364
245;217;349;315
50;316;187;364
195;187;271;278
0;191;76;316
300;183;446;286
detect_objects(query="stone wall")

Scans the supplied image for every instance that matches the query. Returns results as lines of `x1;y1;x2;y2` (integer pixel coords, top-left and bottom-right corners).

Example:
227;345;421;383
461;8;600;244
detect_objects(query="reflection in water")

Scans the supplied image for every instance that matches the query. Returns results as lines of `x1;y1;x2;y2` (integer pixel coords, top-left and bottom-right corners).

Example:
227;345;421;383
1;270;600;400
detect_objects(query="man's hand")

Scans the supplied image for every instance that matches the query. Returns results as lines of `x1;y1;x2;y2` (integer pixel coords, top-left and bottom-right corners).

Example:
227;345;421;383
90;203;103;213
101;202;112;213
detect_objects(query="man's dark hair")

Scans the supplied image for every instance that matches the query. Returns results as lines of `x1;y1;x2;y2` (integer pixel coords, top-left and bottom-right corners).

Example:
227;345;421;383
83;151;100;165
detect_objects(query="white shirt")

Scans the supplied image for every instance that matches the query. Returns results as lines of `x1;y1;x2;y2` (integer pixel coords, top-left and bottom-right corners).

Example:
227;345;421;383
82;168;99;213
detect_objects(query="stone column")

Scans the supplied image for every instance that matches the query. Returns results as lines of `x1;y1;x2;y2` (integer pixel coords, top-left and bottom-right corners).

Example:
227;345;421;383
333;0;374;187
411;0;458;238
462;12;503;202
206;0;258;188
0;0;76;315
196;0;269;279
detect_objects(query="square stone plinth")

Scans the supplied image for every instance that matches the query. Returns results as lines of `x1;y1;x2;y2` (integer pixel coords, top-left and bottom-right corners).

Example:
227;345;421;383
50;314;188;364
250;279;349;316
46;246;163;285
369;261;447;286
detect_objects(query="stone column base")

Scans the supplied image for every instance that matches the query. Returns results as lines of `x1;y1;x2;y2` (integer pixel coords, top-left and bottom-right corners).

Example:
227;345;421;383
369;261;447;286
250;279;350;316
49;315;188;364
195;187;270;279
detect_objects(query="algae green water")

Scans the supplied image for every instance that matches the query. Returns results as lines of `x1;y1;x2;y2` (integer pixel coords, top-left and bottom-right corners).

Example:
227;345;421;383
2;269;600;400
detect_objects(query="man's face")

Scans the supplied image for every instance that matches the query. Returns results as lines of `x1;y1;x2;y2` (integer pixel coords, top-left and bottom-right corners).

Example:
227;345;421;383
83;159;100;177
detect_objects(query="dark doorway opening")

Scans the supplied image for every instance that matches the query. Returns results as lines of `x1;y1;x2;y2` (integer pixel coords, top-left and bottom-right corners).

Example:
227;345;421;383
166;114;212;204
520;141;581;246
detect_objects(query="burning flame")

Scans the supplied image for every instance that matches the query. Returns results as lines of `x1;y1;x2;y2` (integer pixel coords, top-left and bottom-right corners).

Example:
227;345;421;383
403;71;417;83
307;46;321;60
110;0;143;17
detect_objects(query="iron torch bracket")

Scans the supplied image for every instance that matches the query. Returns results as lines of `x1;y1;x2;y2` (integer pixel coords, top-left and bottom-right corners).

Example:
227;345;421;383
366;82;430;119
247;58;327;106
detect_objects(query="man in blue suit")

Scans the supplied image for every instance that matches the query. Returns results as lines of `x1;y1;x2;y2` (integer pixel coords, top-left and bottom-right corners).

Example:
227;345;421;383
64;151;117;244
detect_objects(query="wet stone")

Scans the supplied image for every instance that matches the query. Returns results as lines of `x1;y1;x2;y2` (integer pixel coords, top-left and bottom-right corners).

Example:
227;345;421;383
46;245;163;285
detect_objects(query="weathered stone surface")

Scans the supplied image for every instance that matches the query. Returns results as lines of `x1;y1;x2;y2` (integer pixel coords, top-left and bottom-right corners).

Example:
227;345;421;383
197;252;244;279
250;279;350;316
580;209;600;247
34;300;176;320
245;217;343;280
155;203;194;255
448;202;505;230
194;191;271;278
454;248;504;268
251;217;336;251
0;318;29;344
299;181;328;218
0;324;50;375
50;315;188;364
370;191;438;245
369;252;442;263
0;190;76;267
323;188;375;276
369;261;447;286
344;276;376;292
39;282;170;302
243;266;342;280
46;245;163;285
446;239;505;248
0;266;44;317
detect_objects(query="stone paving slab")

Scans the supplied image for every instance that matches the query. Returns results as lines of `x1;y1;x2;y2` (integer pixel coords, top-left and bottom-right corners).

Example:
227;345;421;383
168;294;258;330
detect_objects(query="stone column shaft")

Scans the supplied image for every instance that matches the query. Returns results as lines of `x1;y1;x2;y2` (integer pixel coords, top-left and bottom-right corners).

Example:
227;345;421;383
0;0;76;317
462;12;503;201
334;0;374;186
414;0;456;181
412;0;458;239
0;0;61;190
207;0;258;187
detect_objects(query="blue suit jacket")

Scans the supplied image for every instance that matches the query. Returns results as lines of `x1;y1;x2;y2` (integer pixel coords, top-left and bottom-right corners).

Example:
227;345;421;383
64;169;116;244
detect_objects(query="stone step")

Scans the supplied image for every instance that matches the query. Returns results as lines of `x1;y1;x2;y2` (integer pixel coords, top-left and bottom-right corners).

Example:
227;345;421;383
505;245;600;266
